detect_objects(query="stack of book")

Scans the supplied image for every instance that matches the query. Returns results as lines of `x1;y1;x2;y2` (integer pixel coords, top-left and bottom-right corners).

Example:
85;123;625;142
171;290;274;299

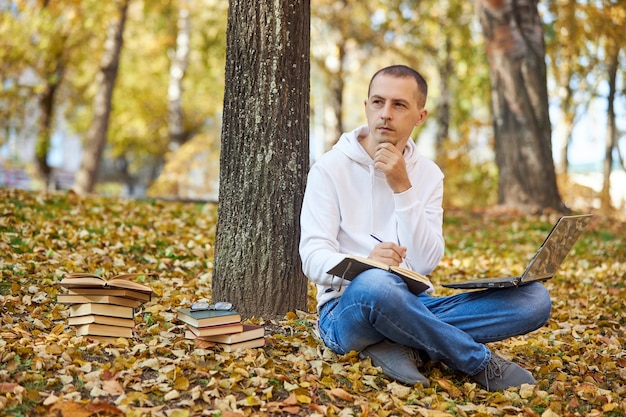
59;273;153;342
177;307;265;352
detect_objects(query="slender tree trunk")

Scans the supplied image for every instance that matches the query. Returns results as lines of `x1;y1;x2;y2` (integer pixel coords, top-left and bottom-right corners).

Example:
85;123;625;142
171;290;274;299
326;40;345;148
476;0;565;213
73;0;129;195
552;0;575;176
35;76;61;190
167;1;191;153
556;87;593;175
214;0;310;318
35;0;66;190
600;46;619;211
555;73;575;176
434;37;452;167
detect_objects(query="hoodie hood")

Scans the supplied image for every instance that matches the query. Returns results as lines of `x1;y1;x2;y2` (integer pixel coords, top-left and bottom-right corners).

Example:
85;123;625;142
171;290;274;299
330;125;423;238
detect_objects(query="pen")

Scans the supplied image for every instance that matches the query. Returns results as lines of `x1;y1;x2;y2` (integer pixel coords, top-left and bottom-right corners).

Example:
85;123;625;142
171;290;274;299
370;233;383;243
371;233;412;264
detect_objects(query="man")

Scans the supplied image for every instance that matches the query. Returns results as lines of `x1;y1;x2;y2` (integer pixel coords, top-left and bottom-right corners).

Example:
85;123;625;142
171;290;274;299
299;65;552;391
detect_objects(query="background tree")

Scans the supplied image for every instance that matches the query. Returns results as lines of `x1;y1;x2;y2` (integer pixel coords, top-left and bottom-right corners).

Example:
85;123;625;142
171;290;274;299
213;0;311;318
373;0;492;205
167;0;190;153
599;44;620;212
476;0;564;213
591;0;624;211
310;0;383;148
2;0;623;213
73;0;129;195
310;0;348;145
108;0;227;194
34;1;67;189
545;0;596;175
0;0;91;187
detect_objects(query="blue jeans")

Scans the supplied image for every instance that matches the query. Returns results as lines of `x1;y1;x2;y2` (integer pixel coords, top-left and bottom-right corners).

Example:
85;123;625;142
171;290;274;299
317;269;552;375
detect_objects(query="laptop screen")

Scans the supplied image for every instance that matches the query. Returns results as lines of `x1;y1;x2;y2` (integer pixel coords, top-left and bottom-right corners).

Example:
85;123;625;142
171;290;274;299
520;214;593;282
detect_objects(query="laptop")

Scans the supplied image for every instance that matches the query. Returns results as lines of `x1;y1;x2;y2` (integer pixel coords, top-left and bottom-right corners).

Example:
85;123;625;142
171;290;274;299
442;214;593;289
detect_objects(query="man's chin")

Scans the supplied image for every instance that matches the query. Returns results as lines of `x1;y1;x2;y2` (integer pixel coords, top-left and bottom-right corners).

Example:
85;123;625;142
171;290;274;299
373;130;388;138
374;134;395;145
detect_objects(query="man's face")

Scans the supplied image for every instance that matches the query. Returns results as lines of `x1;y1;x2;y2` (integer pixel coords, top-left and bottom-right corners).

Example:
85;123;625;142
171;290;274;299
364;74;427;150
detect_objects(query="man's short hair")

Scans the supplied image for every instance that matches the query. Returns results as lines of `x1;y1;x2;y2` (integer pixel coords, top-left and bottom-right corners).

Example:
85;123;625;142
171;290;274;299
368;65;428;108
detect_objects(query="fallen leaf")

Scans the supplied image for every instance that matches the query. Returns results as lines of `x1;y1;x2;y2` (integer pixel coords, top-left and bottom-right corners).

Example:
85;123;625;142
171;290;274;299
327;387;354;402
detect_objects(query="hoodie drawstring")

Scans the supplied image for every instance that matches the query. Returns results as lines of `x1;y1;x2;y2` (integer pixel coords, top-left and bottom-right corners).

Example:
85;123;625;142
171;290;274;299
368;164;376;234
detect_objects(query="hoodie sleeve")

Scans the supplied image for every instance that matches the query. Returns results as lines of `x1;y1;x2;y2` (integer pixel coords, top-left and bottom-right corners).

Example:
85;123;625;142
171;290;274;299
394;159;445;275
299;161;348;286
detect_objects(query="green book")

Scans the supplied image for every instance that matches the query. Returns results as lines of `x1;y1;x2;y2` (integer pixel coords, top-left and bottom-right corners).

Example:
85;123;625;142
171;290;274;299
177;308;241;328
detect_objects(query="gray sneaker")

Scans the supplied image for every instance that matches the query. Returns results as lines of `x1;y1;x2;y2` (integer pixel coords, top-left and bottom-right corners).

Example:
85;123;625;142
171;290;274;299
472;353;536;391
359;340;430;387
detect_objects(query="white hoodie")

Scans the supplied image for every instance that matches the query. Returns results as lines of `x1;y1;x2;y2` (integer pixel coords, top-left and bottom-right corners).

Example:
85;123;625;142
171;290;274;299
300;125;445;309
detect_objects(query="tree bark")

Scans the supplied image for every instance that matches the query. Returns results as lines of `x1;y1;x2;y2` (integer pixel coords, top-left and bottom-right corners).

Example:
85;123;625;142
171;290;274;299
476;0;564;213
73;0;129;195
214;0;310;318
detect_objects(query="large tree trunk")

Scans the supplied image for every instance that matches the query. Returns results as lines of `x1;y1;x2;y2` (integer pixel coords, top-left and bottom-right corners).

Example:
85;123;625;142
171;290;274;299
73;0;129;195
476;0;565;213
214;0;310;318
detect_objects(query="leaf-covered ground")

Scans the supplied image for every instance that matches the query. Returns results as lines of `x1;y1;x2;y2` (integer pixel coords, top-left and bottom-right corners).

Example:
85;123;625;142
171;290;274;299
1;188;624;417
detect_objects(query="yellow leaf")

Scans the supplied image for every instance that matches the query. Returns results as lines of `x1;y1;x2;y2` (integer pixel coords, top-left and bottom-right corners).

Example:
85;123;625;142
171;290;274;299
173;376;190;391
50;323;66;335
296;394;311;404
243;395;262;406
119;391;148;406
436;378;463;398
602;402;617;412
417;408;454;417
169;410;190;417
540;409;561;417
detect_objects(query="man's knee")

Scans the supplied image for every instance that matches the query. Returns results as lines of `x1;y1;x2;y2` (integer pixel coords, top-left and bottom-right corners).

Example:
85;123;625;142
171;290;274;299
351;269;406;295
523;282;552;326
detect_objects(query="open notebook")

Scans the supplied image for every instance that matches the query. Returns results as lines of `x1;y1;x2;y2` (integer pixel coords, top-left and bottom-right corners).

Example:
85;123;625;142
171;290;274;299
442;214;592;289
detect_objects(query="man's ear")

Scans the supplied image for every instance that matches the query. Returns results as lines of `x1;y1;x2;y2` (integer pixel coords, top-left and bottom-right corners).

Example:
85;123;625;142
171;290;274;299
415;109;428;126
